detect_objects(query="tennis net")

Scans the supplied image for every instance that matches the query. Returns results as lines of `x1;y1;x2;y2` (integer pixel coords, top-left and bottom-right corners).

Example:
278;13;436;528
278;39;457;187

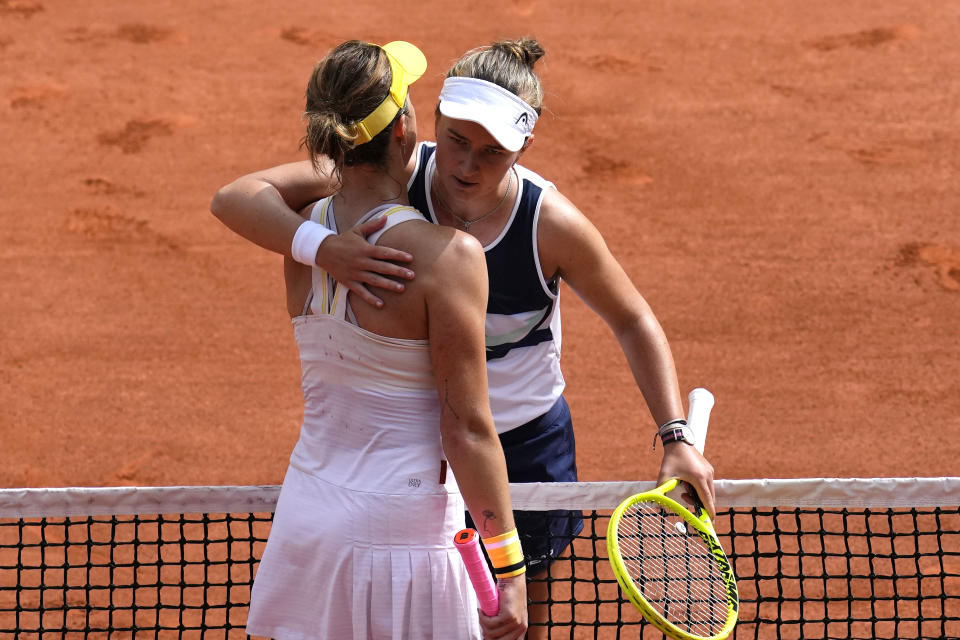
1;478;958;639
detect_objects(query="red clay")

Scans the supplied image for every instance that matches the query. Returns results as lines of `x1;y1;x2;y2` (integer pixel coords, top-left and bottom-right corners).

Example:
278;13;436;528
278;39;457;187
1;1;958;488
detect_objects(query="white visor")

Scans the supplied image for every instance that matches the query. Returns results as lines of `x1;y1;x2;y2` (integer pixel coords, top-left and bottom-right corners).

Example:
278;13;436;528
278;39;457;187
438;77;538;152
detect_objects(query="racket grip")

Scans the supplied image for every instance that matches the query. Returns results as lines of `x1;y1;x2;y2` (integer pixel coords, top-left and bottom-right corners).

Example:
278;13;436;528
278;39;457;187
687;387;715;454
454;528;500;616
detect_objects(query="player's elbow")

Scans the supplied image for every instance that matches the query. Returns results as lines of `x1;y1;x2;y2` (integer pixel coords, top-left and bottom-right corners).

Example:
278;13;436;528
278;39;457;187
440;409;497;458
209;181;237;222
610;307;659;342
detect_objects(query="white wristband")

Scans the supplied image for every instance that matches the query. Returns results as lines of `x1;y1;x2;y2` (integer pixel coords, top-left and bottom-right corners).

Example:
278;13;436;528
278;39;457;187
291;220;335;267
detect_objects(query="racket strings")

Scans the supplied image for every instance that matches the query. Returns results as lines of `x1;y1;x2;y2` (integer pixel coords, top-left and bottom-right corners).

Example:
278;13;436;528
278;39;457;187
617;501;730;637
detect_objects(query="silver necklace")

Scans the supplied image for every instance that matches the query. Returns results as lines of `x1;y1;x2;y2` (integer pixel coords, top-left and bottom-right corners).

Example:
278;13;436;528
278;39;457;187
433;169;514;230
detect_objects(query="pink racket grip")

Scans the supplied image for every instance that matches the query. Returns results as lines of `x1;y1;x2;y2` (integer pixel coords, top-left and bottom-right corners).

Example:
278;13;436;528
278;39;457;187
454;528;500;616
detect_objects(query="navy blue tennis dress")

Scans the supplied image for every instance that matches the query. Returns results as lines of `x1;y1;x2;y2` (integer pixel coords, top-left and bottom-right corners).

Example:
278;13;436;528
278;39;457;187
407;142;583;573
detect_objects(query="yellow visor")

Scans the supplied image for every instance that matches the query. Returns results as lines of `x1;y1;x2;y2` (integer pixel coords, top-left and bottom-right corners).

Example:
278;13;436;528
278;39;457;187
353;41;427;145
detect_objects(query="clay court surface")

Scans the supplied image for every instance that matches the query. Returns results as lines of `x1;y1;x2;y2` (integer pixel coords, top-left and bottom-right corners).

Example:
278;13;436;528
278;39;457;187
1;1;958;489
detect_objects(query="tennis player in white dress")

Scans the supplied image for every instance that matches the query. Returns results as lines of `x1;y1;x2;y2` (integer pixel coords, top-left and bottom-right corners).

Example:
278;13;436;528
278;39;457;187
247;204;481;639
241;40;528;640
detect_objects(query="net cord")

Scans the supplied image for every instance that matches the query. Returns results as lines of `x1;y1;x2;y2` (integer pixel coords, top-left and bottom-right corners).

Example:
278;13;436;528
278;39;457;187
1;477;958;518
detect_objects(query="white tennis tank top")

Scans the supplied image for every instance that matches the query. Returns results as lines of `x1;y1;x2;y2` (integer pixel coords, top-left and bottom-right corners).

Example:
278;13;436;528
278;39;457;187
288;199;456;495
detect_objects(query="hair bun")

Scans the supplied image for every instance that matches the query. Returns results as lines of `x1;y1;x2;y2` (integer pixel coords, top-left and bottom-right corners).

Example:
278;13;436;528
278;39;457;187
493;37;544;67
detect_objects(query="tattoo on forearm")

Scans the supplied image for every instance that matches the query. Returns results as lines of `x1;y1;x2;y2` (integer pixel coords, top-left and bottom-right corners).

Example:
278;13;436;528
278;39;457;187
481;510;496;535
443;379;460;420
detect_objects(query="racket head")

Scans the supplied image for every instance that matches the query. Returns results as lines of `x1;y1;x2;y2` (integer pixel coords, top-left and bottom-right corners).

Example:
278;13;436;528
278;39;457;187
606;479;738;640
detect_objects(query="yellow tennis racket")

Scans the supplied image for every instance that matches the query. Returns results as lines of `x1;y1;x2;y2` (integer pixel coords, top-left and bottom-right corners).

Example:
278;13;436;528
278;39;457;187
606;389;738;640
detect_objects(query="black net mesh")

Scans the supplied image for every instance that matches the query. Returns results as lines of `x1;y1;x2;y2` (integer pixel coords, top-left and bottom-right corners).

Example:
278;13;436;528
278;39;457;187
1;484;958;639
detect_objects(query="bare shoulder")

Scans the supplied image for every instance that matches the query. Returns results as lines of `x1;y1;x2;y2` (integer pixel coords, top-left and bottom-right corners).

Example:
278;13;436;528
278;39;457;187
538;187;592;237
536;187;602;280
428;226;485;287
434;226;485;268
382;220;485;281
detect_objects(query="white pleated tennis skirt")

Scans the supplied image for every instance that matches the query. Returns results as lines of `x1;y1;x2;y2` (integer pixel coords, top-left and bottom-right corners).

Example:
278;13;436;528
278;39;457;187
246;465;481;640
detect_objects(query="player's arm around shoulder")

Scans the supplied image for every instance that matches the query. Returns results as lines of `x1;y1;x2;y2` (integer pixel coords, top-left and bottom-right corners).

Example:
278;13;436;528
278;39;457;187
212;159;335;220
211;159;334;256
211;159;414;307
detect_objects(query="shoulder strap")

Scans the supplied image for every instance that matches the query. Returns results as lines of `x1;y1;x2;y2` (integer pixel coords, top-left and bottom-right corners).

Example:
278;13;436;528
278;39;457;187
362;205;426;245
309;202;424;321
305;198;349;319
338;205;425;324
301;199;335;316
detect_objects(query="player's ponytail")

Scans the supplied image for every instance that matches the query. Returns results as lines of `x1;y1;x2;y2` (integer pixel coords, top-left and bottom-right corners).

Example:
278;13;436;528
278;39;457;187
301;109;355;174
